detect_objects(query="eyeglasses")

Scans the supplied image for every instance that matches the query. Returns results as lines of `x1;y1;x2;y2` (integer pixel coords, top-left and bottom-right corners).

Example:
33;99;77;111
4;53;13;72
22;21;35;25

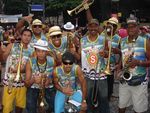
33;25;42;28
51;35;61;39
63;61;73;65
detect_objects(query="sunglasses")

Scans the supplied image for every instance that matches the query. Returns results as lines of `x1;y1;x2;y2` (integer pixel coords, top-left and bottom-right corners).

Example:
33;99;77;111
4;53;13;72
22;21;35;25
33;25;42;28
51;35;61;39
63;61;73;65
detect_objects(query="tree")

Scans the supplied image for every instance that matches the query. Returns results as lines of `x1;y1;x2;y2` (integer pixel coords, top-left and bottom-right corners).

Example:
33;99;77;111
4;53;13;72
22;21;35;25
4;0;28;15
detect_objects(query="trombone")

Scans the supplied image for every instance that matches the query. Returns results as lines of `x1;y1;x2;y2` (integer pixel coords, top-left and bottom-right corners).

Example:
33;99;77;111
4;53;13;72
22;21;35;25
103;25;114;75
67;0;94;16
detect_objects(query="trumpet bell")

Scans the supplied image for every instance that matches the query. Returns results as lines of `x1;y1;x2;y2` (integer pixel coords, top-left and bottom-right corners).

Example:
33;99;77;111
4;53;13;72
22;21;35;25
67;10;73;16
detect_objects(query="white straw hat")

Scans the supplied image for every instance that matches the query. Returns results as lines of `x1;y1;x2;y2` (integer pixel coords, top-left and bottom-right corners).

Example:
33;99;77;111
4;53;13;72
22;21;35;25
34;39;49;51
63;22;75;30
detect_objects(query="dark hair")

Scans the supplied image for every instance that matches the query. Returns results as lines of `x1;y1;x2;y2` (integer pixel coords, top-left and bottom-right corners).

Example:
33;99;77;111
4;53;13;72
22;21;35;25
21;28;32;36
62;51;75;63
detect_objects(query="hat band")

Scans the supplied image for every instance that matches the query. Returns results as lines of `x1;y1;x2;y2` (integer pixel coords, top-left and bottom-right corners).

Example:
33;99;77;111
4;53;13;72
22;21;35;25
49;30;61;34
109;20;118;25
34;44;48;48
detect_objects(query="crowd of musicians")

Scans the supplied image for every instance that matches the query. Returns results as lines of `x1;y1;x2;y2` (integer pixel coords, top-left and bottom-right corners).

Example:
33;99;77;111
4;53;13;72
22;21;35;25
0;1;150;113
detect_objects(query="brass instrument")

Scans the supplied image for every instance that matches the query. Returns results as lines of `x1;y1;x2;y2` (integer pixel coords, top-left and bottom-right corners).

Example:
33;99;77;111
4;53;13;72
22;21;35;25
122;53;133;81
38;74;49;112
67;32;75;50
7;44;23;94
103;25;114;75
67;0;94;16
14;43;23;82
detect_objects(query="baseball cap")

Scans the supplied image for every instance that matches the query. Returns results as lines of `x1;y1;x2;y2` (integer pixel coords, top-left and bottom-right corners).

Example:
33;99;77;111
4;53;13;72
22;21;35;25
88;19;99;26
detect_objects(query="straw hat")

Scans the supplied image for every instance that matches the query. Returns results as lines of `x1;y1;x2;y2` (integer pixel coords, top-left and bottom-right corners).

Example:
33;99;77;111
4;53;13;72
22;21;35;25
63;22;75;30
32;19;42;26
34;39;49;51
104;17;119;28
49;26;62;36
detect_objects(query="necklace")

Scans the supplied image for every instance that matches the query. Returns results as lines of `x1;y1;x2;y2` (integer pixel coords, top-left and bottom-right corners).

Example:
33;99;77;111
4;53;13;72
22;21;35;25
36;58;47;73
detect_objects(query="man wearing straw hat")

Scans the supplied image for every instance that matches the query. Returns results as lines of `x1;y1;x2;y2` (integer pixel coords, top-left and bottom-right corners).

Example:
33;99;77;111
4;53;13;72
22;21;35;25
48;26;68;66
102;17;121;101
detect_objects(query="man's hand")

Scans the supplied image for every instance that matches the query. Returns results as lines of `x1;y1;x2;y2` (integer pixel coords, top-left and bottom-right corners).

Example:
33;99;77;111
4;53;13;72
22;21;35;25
99;50;108;58
23;14;34;24
80;101;87;111
62;86;73;96
128;59;140;68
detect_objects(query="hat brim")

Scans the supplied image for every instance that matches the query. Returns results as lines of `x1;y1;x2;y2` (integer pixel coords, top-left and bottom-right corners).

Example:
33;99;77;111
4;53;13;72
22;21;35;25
34;45;49;51
49;31;62;36
104;20;119;28
63;25;74;30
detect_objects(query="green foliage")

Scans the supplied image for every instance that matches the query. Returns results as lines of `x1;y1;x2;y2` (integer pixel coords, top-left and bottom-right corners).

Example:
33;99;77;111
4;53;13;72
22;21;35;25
46;0;81;11
4;0;28;15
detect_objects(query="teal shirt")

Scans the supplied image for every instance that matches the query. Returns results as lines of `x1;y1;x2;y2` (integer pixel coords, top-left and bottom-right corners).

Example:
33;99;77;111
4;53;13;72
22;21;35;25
121;36;147;78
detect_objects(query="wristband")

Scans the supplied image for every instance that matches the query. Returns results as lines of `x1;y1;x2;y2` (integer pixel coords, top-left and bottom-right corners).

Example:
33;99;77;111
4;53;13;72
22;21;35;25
83;99;86;103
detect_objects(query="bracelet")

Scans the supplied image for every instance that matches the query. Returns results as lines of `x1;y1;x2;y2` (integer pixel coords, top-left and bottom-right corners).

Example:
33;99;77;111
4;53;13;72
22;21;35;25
82;99;86;103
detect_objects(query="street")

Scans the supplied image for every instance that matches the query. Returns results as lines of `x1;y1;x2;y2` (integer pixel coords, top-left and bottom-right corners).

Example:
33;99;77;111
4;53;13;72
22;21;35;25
0;81;150;113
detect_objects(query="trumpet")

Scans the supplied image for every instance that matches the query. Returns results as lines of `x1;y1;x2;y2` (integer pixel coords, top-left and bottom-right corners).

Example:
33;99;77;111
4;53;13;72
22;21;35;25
14;43;23;82
7;44;23;94
103;25;114;75
67;0;94;16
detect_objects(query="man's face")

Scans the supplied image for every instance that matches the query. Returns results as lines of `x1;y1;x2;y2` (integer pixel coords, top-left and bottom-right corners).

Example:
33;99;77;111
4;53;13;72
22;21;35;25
50;34;62;47
88;23;99;36
21;31;32;45
127;24;139;37
62;60;73;73
32;25;42;35
35;49;47;60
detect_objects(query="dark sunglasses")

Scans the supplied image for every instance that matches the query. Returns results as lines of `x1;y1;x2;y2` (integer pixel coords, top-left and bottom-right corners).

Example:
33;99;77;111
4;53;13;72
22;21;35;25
51;35;61;39
33;25;42;28
63;61;73;65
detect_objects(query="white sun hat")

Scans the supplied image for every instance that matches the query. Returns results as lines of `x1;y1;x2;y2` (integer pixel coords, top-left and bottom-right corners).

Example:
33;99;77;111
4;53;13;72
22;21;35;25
34;39;49;51
49;26;62;36
63;22;75;30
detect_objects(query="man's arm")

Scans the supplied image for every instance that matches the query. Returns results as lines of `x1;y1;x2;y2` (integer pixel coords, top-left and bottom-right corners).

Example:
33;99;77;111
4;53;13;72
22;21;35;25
25;60;34;87
76;65;87;101
83;0;93;22
0;43;13;61
139;39;150;67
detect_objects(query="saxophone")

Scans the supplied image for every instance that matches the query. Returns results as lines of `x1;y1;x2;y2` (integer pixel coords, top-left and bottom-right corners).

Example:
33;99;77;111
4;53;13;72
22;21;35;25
38;73;49;112
122;53;133;81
